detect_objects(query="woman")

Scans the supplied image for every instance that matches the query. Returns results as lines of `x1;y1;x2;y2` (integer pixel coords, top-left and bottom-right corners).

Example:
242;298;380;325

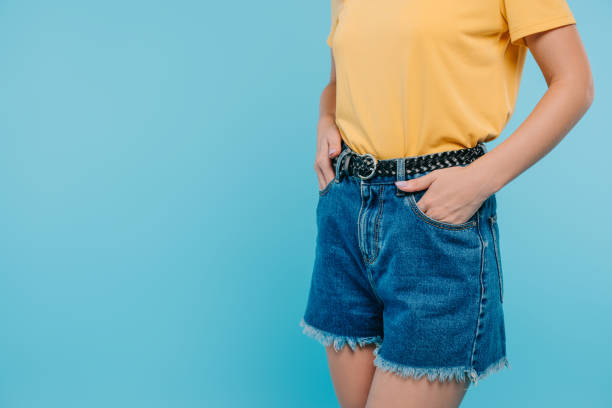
300;0;593;407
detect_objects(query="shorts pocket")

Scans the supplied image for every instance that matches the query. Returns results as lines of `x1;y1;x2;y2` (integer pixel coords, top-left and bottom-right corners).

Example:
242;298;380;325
407;190;477;231
318;178;336;196
488;214;504;303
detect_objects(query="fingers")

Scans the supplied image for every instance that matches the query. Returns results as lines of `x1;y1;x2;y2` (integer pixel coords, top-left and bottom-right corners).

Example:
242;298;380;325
327;137;342;159
416;196;430;213
315;164;327;191
395;171;436;192
314;152;335;190
315;127;341;190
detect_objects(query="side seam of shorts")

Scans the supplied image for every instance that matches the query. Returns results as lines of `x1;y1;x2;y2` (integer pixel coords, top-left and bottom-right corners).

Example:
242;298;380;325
467;210;511;386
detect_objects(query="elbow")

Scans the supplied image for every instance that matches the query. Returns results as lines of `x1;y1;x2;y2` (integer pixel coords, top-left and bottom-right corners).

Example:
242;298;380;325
573;73;595;112
571;75;595;113
551;70;595;111
584;77;595;110
581;67;595;110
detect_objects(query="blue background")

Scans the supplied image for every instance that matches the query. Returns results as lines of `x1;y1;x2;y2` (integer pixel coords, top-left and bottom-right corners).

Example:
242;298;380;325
0;1;609;407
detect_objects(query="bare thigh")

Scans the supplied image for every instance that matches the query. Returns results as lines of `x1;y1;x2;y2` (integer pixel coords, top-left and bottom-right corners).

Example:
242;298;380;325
326;344;377;408
365;368;470;408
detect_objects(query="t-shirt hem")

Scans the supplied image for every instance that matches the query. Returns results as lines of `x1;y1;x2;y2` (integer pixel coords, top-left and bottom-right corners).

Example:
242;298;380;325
509;14;576;46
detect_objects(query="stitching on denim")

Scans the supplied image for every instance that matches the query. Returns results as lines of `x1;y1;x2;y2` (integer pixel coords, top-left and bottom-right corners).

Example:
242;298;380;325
407;194;477;231
365;264;385;306
469;211;486;383
357;182;366;261
489;215;503;303
318;178;335;196
364;185;384;264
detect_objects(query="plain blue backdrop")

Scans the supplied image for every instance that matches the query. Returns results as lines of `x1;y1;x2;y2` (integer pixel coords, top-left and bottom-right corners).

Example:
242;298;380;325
0;1;609;407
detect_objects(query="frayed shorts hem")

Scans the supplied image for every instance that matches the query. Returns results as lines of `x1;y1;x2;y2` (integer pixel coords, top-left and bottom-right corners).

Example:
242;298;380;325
299;318;510;386
372;346;510;386
299;318;383;351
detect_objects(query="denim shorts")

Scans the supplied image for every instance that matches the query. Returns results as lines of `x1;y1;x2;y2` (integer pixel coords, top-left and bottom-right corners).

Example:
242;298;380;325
299;144;510;385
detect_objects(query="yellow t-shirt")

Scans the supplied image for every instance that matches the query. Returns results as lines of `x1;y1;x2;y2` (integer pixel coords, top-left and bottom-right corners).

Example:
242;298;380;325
327;0;576;159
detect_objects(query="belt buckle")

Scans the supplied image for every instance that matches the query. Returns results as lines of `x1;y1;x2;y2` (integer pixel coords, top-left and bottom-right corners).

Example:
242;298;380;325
357;153;378;180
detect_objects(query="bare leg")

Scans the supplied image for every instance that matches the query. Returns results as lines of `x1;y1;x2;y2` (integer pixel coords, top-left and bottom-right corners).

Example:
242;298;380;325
365;368;469;408
325;344;378;408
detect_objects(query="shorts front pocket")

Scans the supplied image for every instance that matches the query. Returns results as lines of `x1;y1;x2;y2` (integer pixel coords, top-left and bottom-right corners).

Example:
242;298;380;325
318;178;336;197
407;190;478;231
488;214;504;303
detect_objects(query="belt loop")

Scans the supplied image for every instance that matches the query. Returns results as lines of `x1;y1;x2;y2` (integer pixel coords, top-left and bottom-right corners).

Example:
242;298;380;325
479;141;487;154
334;145;352;183
395;157;407;197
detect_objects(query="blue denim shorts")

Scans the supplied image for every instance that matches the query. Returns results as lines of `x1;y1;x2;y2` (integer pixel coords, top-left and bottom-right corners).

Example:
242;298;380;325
300;144;510;385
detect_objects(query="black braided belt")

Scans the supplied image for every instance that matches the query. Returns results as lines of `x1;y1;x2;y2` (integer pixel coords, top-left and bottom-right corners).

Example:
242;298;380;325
332;142;487;180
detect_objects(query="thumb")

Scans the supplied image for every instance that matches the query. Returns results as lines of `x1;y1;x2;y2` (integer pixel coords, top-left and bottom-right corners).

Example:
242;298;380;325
327;137;342;158
395;172;436;192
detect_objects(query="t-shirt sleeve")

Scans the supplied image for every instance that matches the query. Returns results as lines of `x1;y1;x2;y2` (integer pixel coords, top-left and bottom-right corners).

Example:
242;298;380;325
501;0;576;47
327;0;343;48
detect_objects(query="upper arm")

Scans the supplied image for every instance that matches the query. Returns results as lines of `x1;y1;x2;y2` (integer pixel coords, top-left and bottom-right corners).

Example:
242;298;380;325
330;50;336;84
327;0;340;84
525;24;594;102
501;0;593;99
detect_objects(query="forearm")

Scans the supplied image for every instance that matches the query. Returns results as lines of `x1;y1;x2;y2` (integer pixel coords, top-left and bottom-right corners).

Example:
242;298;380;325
468;79;594;195
319;80;337;125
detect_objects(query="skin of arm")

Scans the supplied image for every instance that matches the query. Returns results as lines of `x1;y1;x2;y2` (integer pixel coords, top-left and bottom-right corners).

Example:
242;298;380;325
395;23;595;224
314;51;341;191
